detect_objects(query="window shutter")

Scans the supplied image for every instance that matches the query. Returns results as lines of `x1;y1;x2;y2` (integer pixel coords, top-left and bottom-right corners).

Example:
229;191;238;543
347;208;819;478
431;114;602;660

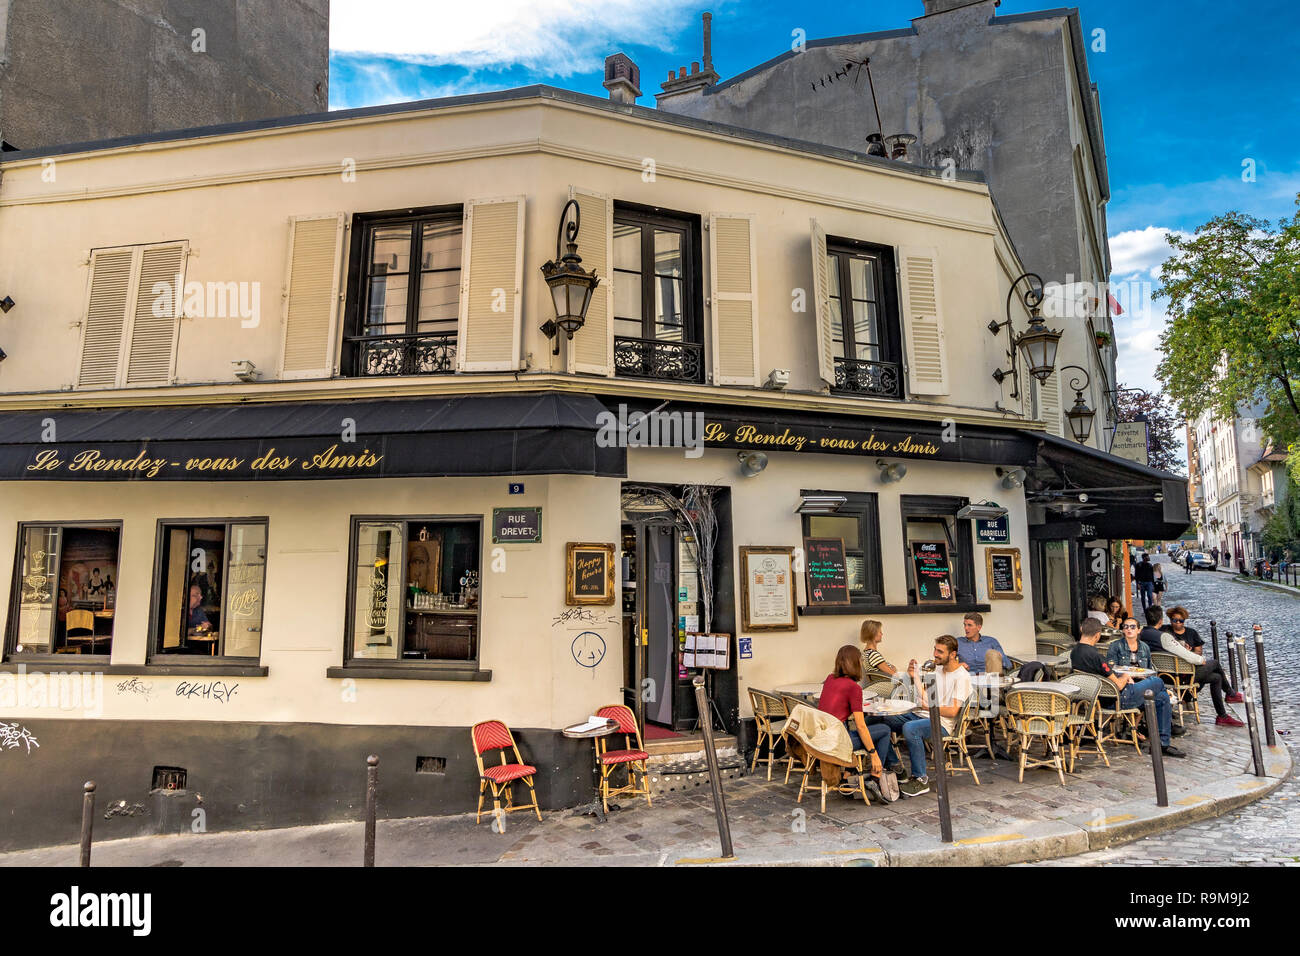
566;187;614;376
1040;368;1063;437
77;248;135;387
709;213;759;386
899;246;949;395
457;196;525;372
124;242;187;386
809;218;835;388
280;213;346;380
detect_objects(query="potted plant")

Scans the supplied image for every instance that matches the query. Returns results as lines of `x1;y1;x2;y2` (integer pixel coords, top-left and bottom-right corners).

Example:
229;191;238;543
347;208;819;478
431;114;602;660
1094;330;1113;348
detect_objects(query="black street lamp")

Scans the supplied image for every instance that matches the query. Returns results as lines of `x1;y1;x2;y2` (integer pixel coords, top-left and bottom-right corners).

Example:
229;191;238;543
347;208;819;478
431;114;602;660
989;272;1063;399
539;199;600;355
1060;364;1096;444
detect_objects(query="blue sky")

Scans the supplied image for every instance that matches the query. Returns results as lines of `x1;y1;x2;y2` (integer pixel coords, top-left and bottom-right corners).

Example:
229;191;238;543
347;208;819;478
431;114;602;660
330;0;1300;399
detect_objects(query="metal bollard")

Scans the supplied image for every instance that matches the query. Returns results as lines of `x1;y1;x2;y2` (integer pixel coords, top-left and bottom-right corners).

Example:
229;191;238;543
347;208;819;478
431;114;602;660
1209;620;1220;668
1143;691;1168;807
1253;624;1276;747
79;781;96;868
1232;638;1266;777
692;676;735;860
364;754;379;867
1224;626;1240;690
927;697;954;843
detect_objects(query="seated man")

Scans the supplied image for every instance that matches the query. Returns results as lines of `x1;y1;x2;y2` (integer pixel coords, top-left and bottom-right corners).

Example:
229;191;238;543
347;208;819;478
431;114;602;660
896;635;973;797
955;611;1006;674
1161;606;1245;726
1073;618;1185;757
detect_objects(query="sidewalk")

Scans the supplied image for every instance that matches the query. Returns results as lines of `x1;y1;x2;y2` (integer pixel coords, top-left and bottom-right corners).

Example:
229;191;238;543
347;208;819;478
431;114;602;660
1;713;1289;867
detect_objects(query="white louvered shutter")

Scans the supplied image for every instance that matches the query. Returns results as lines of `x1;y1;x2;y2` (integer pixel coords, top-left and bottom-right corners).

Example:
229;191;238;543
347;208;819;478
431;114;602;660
809;219;835;388
566;188;614;376
1040;369;1063;437
77;248;135;387
899;246;950;396
280;213;346;379
709;213;759;386
457;196;525;372
124;242;187;385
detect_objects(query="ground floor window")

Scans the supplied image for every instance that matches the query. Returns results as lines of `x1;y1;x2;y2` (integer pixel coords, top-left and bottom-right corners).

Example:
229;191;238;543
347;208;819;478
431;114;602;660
7;523;121;657
347;516;481;663
800;491;884;606
901;496;976;606
150;520;267;659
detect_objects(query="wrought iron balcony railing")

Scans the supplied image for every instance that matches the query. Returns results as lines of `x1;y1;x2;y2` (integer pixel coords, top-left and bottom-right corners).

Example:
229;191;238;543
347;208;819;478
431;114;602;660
614;335;704;383
833;356;902;398
347;330;457;377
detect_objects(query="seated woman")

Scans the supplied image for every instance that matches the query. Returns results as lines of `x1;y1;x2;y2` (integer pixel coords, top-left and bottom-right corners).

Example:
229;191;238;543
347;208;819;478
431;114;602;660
820;645;905;794
859;619;897;679
1105;596;1129;629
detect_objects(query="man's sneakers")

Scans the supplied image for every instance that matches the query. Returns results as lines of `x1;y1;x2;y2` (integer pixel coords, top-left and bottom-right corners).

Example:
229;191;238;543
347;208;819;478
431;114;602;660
1225;692;1245;704
1216;713;1245;727
899;777;931;798
1161;744;1187;758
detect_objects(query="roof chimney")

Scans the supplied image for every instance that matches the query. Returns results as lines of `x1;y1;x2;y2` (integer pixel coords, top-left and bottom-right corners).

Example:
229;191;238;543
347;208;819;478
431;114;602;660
656;11;720;104
922;0;999;16
603;53;642;104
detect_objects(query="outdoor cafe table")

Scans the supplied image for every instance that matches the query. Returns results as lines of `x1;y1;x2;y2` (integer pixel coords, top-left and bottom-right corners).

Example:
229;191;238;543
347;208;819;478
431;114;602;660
562;717;619;823
773;682;824;706
1010;681;1081;697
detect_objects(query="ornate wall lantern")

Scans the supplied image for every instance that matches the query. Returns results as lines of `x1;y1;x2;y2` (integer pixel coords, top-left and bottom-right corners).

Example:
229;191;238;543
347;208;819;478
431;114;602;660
989;272;1063;398
1060;364;1096;444
539;199;600;355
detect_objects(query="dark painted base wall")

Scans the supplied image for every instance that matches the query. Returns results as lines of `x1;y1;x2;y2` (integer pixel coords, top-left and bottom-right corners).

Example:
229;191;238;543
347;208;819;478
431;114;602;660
0;719;593;852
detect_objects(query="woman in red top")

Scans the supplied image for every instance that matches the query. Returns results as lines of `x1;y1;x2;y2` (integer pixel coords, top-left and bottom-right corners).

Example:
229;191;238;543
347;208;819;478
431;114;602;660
820;645;901;785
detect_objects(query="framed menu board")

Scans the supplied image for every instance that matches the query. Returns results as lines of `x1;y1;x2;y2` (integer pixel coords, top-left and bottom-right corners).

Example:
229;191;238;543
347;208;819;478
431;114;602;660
803;537;850;606
985;547;1023;599
739;547;798;631
909;540;955;604
566;542;616;606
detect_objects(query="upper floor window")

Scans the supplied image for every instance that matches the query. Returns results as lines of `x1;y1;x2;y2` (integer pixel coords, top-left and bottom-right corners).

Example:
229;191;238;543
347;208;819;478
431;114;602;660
825;240;902;398
342;208;462;377
612;204;703;383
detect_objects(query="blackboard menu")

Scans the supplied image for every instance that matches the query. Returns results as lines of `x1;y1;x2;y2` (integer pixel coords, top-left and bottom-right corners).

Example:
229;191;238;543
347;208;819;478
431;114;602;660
910;540;955;604
566;543;614;606
803;537;850;606
990;553;1016;593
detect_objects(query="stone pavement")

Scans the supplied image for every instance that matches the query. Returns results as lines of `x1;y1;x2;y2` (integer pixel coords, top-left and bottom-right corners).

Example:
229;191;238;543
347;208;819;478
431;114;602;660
1;688;1284;867
1028;554;1299;866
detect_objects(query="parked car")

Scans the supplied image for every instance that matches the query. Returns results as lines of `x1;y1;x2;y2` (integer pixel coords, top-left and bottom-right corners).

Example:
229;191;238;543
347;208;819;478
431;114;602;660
1185;551;1216;570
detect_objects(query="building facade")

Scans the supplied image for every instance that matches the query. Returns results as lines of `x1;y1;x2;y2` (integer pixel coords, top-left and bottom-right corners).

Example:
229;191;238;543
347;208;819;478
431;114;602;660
0;0;329;151
652;0;1120;452
0;86;1184;850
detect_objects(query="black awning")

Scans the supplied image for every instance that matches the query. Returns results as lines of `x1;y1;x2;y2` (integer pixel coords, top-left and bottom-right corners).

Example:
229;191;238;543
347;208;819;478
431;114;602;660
0;392;625;481
1023;430;1191;540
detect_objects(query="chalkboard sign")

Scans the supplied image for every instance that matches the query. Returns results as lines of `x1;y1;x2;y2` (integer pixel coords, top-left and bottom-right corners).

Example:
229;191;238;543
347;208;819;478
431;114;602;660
985;547;1023;599
566;542;615;606
803;537;850;606
909;540;956;604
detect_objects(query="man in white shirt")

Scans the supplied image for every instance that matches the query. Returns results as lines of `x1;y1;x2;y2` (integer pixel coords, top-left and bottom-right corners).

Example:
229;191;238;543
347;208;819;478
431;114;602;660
897;635;972;797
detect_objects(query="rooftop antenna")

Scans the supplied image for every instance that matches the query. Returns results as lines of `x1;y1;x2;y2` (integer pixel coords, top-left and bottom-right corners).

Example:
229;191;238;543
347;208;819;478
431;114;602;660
826;48;887;156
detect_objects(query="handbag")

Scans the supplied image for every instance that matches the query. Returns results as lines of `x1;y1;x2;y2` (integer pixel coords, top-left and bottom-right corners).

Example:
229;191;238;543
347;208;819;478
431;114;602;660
873;767;900;803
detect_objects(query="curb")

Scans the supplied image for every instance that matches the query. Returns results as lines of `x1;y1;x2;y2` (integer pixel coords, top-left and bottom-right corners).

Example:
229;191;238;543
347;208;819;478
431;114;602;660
1225;576;1300;598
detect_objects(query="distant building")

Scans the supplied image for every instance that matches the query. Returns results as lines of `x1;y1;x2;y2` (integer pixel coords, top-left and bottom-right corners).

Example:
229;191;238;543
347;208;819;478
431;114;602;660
0;0;329;151
1192;398;1269;566
652;0;1118;451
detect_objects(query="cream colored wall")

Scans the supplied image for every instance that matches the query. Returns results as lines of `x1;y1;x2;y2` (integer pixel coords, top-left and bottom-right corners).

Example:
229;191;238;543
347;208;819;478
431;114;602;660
0;95;1026;420
0;473;624;728
627;446;1034;718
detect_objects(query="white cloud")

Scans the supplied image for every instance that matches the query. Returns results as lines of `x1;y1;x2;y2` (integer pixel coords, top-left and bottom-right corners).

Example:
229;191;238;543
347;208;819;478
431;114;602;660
330;0;704;75
1110;169;1300;235
1109;226;1190;280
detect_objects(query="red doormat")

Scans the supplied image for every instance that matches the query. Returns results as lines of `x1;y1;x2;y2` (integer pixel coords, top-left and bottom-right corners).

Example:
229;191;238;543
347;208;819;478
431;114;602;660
643;723;684;740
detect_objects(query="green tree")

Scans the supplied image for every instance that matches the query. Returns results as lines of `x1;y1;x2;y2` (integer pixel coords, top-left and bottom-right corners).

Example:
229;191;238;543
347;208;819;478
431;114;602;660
1114;385;1184;473
1154;197;1300;457
1261;472;1300;555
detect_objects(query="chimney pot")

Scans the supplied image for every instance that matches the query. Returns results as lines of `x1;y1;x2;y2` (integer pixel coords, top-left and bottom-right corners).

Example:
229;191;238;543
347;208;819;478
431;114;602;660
703;11;713;68
668;69;677;80
691;61;700;74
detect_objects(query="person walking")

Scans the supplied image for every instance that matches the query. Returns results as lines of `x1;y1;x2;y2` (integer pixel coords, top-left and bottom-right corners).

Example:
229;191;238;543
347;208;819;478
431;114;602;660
1152;561;1165;606
1134;553;1156;613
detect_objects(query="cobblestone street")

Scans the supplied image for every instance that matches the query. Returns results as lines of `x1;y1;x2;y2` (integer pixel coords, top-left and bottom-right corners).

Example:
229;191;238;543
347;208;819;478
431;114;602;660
1029;558;1300;866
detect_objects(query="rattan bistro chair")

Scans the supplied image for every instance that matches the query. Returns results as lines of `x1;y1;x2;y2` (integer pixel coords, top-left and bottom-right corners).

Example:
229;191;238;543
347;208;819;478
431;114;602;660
593;704;652;814
1095;675;1142;755
1151;651;1202;726
748;689;792;781
940;694;982;784
1059;672;1109;771
1004;688;1072;785
470;720;543;825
